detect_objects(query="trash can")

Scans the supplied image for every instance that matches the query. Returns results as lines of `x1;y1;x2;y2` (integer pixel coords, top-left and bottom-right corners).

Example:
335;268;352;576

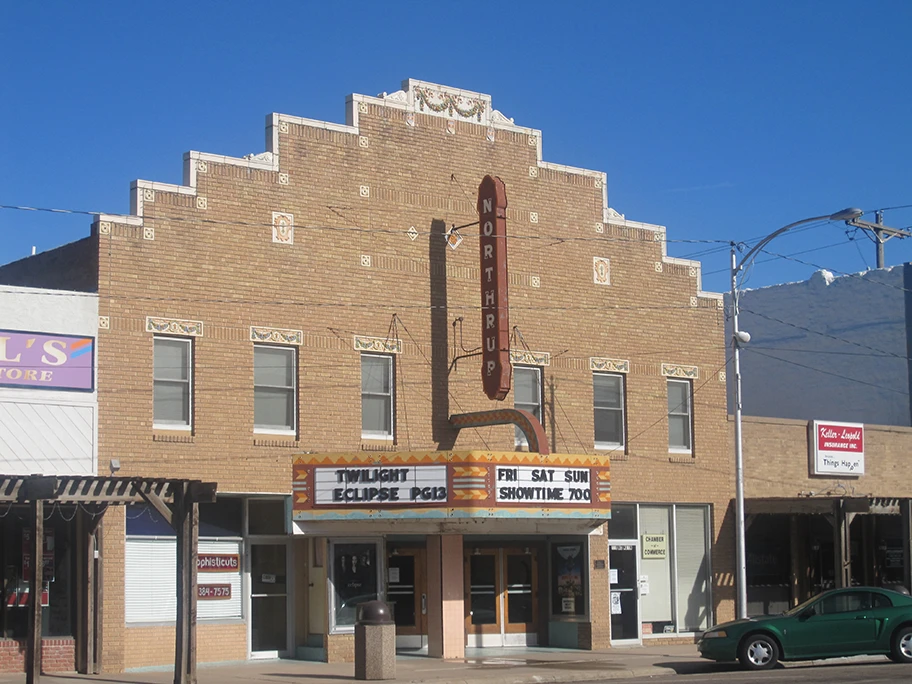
354;600;395;680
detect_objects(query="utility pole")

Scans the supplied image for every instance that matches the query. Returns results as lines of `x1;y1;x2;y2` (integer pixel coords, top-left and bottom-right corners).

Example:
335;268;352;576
846;212;911;268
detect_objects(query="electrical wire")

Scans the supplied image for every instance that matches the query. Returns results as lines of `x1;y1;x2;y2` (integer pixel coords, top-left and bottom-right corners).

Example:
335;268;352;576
0;203;730;247
757;249;912;296
739;307;902;358
746;348;909;397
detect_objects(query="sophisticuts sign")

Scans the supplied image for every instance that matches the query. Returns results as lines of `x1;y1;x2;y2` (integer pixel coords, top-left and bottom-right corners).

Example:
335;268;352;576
477;175;511;401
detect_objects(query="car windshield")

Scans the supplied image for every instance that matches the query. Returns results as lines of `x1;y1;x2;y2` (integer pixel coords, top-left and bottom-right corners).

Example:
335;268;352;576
782;594;821;616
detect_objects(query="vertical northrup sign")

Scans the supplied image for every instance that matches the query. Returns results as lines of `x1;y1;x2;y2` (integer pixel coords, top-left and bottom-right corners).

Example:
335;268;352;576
477;175;511;401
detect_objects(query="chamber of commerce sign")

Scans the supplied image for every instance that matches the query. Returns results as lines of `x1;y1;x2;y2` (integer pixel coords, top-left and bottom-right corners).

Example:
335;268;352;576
0;330;94;391
810;420;865;476
293;451;610;521
477;175;511;401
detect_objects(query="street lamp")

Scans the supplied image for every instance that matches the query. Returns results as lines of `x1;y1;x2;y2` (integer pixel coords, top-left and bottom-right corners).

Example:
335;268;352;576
730;207;863;619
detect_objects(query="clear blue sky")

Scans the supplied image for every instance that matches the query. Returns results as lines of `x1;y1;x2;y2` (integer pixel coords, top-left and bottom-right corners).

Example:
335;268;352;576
1;1;910;293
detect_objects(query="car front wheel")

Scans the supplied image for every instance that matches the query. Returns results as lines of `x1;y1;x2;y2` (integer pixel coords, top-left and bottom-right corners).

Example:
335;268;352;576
890;626;912;663
738;633;779;670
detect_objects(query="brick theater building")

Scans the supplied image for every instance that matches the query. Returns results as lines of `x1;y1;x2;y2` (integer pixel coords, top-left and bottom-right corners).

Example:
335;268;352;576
0;80;733;670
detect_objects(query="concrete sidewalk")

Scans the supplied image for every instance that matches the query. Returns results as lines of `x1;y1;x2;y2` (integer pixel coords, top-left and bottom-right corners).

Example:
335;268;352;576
0;644;712;684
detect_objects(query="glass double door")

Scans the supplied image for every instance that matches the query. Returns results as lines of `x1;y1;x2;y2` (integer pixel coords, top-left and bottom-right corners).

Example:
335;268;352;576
387;547;427;649
464;547;538;647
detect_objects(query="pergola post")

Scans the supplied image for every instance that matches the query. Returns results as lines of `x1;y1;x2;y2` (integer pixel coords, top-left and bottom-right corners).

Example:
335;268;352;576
76;506;104;674
168;483;204;684
26;498;44;684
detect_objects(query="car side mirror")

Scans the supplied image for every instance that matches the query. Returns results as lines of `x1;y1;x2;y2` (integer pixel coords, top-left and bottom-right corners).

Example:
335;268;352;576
799;608;815;620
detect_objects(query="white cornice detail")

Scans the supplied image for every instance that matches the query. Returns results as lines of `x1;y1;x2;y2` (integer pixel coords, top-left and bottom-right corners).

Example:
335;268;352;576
95;213;143;227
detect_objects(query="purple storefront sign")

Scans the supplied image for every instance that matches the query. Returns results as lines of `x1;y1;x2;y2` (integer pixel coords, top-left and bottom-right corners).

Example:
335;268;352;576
0;330;94;391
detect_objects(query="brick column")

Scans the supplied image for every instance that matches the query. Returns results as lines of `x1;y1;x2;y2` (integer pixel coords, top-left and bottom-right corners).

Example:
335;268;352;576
584;527;611;649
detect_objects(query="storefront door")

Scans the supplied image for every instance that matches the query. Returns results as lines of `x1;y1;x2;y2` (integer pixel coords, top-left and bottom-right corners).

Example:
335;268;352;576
387;547;427;649
249;542;290;657
609;542;640;644
464;547;538;647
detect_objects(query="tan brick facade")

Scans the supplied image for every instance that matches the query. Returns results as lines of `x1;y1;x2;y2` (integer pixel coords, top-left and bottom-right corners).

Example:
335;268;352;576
0;80;735;669
124;623;246;670
743;416;912;499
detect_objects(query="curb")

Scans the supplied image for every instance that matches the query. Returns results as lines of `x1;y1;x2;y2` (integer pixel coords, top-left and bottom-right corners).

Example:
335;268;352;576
784;654;889;668
401;665;680;684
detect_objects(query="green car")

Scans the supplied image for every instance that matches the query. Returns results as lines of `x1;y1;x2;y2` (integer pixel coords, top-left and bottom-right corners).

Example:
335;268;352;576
699;587;912;670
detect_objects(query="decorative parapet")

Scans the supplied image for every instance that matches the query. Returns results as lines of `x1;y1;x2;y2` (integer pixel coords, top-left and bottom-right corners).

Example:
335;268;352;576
413;84;487;121
353;336;402;354
590;358;630;373
661;363;699;379
510;350;551;367
146;317;203;337
250;327;303;345
387;79;495;124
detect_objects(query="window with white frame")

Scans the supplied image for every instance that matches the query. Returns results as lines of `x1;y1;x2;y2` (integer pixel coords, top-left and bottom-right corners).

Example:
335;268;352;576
254;345;296;432
361;354;393;439
514;366;543;446
667;379;692;452
594;373;625;450
153;337;192;428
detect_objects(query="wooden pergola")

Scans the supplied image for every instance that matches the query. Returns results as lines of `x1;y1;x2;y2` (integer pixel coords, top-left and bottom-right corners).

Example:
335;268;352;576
0;475;217;684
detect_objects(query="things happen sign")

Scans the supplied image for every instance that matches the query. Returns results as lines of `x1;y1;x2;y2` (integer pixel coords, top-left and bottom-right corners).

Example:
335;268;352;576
810;420;865;476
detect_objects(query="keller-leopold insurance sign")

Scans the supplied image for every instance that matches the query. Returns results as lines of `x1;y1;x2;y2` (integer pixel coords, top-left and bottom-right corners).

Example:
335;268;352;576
810;420;864;476
0;330;94;391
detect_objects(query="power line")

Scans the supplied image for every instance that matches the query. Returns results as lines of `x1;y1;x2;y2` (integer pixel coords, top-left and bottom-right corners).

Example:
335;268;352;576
0;287;729;314
757;248;912;296
0;203;730;247
746;348;909;397
749;346;902;360
740;307;903;359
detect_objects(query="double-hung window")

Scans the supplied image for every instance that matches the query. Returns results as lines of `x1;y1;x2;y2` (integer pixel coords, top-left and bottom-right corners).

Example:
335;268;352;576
153;337;192;429
254;345;296;433
667;379;693;452
514;366;543;446
361;354;393;439
593;373;625;450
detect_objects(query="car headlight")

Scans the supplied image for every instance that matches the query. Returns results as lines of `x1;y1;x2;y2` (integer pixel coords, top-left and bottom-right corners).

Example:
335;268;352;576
701;630;727;639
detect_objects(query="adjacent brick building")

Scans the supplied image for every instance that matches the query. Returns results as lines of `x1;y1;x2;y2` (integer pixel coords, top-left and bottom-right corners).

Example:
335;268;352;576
726;266;912;614
0;80;733;670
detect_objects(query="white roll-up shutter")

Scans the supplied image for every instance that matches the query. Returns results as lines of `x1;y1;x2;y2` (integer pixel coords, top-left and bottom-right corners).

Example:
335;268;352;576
125;538;242;623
